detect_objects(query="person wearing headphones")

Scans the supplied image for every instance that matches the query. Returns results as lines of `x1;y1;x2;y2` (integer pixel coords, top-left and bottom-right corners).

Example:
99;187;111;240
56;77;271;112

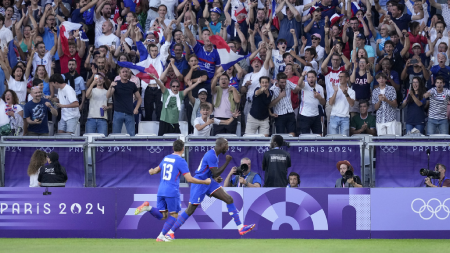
38;152;68;187
287;172;300;188
335;160;362;188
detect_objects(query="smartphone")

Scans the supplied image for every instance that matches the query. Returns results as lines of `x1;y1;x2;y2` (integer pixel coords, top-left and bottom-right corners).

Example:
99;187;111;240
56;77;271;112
94;74;99;80
112;41;116;47
410;59;418;64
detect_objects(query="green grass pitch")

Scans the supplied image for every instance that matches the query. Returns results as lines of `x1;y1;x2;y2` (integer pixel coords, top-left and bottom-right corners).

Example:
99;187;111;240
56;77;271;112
1;239;450;253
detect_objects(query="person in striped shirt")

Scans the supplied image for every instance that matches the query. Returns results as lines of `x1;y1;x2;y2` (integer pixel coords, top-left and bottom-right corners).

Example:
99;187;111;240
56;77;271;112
424;76;450;134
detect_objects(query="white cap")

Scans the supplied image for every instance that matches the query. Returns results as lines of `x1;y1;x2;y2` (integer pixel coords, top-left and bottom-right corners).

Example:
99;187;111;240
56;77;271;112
198;88;208;94
125;38;133;47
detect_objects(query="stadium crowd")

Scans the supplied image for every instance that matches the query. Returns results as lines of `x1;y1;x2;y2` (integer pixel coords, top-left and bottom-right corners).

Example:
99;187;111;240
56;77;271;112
1;0;450;137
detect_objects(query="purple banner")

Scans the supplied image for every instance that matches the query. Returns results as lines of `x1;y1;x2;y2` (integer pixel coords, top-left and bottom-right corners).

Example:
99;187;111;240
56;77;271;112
4;146;85;187
116;187;370;239
0;188;115;238
95;146;172;187
375;141;450;187
187;145;361;187
371;188;450;239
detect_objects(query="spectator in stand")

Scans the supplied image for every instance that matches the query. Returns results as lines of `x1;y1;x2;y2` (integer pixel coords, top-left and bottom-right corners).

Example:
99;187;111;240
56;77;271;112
62;59;86;113
372;73;398;136
85;72;112;136
32;40;57;80
297;70;325;136
0;14;12;49
95;20;120;49
375;2;423;32
245;76;273;137
429;0;450;28
375;38;409;82
193;103;237;136
224;158;262;188
430;52;450;89
351;32;375;64
107;68;142;136
301;33;324;65
23;87;58;136
188;88;212;129
350;57;373;116
401;47;431;86
350;100;377;136
423;76;450;134
51;74;80;134
38;5;61;71
58;30;86;75
2;64;27;105
428;22;449;66
2;89;23;136
374;58;401;92
211;72;241;135
402;77;427;134
28;149;47;187
328;71;355;135
94;0;115;42
343;17;371;54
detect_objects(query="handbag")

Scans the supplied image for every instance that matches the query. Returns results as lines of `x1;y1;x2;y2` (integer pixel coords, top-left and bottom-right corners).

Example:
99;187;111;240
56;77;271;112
0;123;11;136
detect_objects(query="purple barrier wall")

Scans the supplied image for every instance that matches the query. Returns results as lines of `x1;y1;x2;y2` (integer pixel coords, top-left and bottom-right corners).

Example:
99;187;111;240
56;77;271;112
371;188;450;239
0;188;115;238
187;145;361;187
95;146;172;187
4;146;85;187
375;140;450;187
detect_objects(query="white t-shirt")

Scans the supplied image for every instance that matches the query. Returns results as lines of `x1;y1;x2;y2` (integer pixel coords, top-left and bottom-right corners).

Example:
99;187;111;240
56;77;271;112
303;45;325;63
0;99;10;126
95;33;120;48
299;82;324;117
29;171;39;187
330;86;355;118
302;59;318;75
87;87;112;119
0;26;13;49
193;117;221;136
8;77;27;103
325;66;346;101
272;49;290;79
58;84;81;121
242;66;270;102
94;15;116;43
429;31;450;66
32;51;53;79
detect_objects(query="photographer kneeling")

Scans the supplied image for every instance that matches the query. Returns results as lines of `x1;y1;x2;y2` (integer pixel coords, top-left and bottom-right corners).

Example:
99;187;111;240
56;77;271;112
224;158;262;187
335;160;362;188
423;164;450;187
38;152;68;187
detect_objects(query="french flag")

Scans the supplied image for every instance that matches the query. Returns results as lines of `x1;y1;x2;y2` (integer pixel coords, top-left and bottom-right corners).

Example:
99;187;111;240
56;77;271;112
351;2;360;16
117;61;159;84
271;0;280;30
209;35;250;71
329;13;343;27
233;2;248;24
60;22;88;56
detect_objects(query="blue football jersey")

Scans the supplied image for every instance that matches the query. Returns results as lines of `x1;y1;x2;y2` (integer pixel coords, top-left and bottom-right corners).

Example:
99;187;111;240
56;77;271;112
157;154;190;197
194;149;218;180
193;42;221;82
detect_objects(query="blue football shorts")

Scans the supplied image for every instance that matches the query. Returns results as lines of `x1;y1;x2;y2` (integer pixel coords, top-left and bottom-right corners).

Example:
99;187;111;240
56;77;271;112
189;180;222;205
157;196;181;213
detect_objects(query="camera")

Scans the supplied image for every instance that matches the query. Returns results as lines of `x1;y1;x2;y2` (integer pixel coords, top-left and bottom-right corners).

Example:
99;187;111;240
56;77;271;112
344;170;355;181
233;163;249;176
420;168;440;179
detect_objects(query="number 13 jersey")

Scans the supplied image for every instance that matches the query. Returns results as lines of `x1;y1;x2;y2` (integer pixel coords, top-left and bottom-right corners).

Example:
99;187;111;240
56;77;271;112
157;154;190;197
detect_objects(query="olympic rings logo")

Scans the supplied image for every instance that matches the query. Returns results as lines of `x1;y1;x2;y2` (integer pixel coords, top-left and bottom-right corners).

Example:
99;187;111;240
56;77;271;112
411;198;450;220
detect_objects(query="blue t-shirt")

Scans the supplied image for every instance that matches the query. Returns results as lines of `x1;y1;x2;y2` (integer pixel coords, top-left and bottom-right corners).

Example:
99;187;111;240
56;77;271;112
193;42;221;84
83;6;95;25
194;149;218;180
405;96;427;125
157;154;190;197
389;12;411;32
231;173;262;186
303;19;325;47
278;15;302;49
23;98;52;134
373;70;400;86
430;65;450;89
375;33;391;51
317;0;339;20
71;8;84;24
42;27;59;61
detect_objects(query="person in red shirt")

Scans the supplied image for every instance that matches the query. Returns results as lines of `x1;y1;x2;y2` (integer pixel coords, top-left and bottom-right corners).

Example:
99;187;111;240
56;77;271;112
57;30;86;74
284;63;300;118
407;21;427;55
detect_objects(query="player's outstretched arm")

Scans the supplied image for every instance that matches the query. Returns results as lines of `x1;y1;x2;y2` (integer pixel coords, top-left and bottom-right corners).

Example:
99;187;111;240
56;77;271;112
149;167;161;175
184;173;211;185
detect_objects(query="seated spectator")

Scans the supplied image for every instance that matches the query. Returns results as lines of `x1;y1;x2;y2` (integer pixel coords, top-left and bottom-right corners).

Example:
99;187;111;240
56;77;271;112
23;87;58;136
335;160;362;188
297;71;325;136
51;74;80;134
329;71;355;135
38;152;67;187
245;76;273;137
85;72;112;137
423;76;450;134
2;89;23;136
425;163;450;187
372;73;398;136
350;100;377;136
224;157;262;187
402;77;428;134
193;103;237;136
287;172;300;188
28;150;47;187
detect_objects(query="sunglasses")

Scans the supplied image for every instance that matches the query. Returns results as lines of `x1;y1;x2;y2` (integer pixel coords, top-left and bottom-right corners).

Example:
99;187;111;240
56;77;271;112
312;37;320;40
278;42;286;46
172;85;180;88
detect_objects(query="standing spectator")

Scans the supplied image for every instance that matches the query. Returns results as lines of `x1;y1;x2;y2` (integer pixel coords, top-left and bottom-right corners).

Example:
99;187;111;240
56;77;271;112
269;73;301;136
350;57;373;115
211;72;241;135
402;77;428;134
62;59;86;113
95;20;120;48
328;71;355;135
275;0;301;50
375;2;423;31
57;29;86;75
94;1;115;42
2;89;23;135
372;73;398;135
51;74;80;134
0;14;12;49
188;88;213;129
262;135;291;188
32;40;57;80
430;53;450;88
424;76;450;134
401;49;430;86
23;87;58;136
297;71;325;136
374;58;401;92
3;65;27;104
193;103;237;136
375;39;409;81
245;76;273;137
28;150;47;187
85;72;112;136
38;6;60;68
429;0;450;28
351;33;375;64
107;68;142;136
300;34;324;65
350;100;377;136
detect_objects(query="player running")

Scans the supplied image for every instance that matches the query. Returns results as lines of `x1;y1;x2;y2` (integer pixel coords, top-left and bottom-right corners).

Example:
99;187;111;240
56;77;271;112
134;140;211;242
164;138;256;240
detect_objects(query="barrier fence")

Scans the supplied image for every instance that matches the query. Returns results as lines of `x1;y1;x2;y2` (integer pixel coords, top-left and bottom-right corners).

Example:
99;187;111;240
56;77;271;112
0;187;448;239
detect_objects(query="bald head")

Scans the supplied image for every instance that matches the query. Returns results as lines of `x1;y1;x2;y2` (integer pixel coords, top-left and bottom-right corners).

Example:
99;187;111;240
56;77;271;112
215;138;229;154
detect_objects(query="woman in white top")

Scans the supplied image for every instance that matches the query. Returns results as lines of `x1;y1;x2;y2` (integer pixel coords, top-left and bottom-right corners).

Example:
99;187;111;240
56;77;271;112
4;65;28;104
28;149;47;187
2;89;24;136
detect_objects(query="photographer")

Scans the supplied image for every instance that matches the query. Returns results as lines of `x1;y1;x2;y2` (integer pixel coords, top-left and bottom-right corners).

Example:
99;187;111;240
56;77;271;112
424;164;450;187
262;135;291;187
335;160;362;188
287;172;300;188
38;152;68;187
224;158;262;187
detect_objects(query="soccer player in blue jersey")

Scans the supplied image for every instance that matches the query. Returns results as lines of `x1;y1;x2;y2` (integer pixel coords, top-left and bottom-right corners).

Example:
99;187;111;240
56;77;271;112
165;138;256;240
134;140;211;242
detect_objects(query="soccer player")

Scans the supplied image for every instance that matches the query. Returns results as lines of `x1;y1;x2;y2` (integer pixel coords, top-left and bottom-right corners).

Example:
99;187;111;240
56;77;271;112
164;138;256;240
134;140;211;242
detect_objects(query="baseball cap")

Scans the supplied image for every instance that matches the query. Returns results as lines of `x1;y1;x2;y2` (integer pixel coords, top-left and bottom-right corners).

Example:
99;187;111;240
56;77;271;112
312;33;321;40
210;7;222;15
356;33;366;40
309;6;322;15
198;88;208;95
333;38;344;45
412;43;421;49
250;56;263;65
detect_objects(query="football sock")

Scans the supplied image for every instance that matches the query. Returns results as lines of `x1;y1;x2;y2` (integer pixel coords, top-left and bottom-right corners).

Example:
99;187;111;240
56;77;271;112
161;216;177;235
227;203;243;229
168;211;190;234
148;206;163;220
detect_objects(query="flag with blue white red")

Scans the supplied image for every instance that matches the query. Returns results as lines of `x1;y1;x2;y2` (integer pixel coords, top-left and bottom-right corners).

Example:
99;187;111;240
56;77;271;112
208;35;250;71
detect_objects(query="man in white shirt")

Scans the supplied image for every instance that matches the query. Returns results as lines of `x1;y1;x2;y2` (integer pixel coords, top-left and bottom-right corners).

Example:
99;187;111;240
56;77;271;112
50;74;81;134
0;14;12;49
328;71;355;135
95;20;120;48
297;70;325;136
94;0;115;42
32;40;57;79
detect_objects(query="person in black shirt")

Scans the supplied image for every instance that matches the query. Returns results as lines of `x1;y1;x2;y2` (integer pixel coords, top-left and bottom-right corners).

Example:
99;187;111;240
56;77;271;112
334;160;362;188
107;68;142;136
245;76;273;137
38;152;68;187
262;135;291;187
